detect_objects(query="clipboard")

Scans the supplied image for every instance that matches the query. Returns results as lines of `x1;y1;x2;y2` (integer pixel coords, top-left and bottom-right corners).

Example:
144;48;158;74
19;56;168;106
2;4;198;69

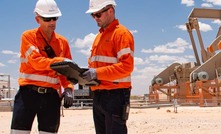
50;61;100;86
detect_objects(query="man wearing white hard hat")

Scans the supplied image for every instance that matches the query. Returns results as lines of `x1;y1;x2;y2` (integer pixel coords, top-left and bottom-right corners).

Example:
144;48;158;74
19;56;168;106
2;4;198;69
10;0;75;133
83;0;134;133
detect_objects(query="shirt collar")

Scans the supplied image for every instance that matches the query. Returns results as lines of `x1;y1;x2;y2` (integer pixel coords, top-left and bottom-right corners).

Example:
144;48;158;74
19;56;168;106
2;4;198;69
99;19;119;33
37;28;56;42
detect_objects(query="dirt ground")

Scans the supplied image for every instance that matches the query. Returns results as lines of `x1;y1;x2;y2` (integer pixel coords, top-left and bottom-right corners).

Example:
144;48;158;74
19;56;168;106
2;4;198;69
1;106;221;134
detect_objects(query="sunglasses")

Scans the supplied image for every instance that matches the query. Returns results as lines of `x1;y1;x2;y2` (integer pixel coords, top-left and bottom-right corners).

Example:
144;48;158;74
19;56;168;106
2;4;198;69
40;17;58;22
91;7;111;18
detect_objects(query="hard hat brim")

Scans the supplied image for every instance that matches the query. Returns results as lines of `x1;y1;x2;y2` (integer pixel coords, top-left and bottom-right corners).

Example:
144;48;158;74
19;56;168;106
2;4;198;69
85;8;102;14
41;12;62;17
85;5;116;14
34;11;62;17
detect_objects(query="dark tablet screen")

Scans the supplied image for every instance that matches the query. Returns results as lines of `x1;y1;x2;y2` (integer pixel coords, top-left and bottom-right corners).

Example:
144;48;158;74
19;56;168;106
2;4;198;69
50;61;99;86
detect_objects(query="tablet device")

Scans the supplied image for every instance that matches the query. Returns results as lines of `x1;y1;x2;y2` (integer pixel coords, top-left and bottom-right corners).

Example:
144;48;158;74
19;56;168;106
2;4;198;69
50;61;100;86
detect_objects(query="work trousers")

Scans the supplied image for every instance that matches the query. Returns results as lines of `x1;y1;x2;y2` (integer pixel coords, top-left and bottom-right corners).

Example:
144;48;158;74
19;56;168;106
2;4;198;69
11;85;61;133
93;88;131;134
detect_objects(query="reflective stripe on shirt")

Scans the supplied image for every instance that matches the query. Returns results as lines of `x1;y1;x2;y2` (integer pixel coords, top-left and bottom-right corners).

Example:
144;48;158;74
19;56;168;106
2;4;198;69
117;47;134;58
90;47;134;63
112;76;131;82
20;45;39;63
19;73;59;84
90;55;118;63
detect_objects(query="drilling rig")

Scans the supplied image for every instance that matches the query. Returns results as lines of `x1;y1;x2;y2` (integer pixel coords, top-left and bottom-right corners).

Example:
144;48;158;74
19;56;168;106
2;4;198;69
149;8;221;106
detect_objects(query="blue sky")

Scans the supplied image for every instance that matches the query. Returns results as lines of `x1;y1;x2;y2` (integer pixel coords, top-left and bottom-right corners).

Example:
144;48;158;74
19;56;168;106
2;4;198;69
1;0;221;95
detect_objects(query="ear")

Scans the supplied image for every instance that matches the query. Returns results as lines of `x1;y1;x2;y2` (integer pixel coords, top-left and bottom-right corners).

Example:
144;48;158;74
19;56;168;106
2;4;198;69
109;7;115;14
35;16;40;24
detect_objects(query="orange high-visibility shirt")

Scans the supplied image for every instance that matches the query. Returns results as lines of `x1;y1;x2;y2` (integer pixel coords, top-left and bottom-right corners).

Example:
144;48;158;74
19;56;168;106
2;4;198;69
18;28;73;90
89;19;134;91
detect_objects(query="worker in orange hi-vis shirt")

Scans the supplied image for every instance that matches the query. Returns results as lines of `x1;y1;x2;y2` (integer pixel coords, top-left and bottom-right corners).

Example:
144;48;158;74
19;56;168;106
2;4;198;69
10;0;76;133
83;0;134;133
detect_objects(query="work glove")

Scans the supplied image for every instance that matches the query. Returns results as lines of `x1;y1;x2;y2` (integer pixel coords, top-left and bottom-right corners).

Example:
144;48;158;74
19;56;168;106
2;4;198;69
62;88;74;108
80;68;97;82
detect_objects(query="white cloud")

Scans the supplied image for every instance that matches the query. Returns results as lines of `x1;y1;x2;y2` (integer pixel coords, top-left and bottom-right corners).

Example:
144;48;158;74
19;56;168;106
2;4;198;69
141;49;153;53
212;19;221;25
0;62;6;67
131;66;165;95
177;22;212;32
154;45;185;53
74;33;96;48
149;55;177;63
1;50;19;55
141;38;190;54
198;22;213;32
204;0;221;6
201;3;213;7
1;50;19;64
176;24;187;31
73;33;97;56
181;0;194;6
184;55;195;59
147;54;194;64
78;48;91;57
174;56;194;63
167;38;189;47
8;60;17;64
134;57;147;65
130;30;138;34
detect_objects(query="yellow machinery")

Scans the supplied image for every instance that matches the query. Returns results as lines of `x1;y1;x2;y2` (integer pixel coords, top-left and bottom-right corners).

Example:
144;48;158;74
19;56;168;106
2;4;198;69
149;8;221;106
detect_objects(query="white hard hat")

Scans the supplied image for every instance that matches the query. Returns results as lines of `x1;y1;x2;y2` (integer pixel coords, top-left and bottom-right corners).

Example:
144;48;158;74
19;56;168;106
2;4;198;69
86;0;116;13
34;0;62;17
